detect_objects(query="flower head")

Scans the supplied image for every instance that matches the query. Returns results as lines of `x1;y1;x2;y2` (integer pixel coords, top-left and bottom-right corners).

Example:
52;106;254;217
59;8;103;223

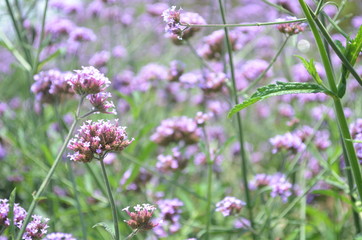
67;66;110;96
0;199;27;229
23;215;49;240
87;92;116;115
122;204;158;230
215;196;246;217
276;16;306;35
67;119;133;163
43;232;76;240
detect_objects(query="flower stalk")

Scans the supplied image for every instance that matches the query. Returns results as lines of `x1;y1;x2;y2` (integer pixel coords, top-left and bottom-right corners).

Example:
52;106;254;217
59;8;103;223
15;96;85;240
217;0;255;238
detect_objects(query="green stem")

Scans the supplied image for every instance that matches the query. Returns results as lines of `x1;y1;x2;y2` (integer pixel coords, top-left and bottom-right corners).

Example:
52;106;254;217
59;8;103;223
182;18;306;28
15;97;84;240
217;0;255;238
4;0;32;65
100;158;120;240
299;0;362;200
67;161;88;240
32;0;49;75
124;228;139;240
341;138;361;234
203;126;213;240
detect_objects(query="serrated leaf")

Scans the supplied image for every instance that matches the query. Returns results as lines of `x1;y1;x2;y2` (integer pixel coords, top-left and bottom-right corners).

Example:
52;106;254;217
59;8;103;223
228;82;333;118
295;56;323;85
342;25;362;81
92;222;116;240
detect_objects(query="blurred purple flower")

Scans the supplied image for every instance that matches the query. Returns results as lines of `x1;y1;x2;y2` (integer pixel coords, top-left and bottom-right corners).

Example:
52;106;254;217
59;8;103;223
215;196;246;217
123;204;158;230
44;232;76;240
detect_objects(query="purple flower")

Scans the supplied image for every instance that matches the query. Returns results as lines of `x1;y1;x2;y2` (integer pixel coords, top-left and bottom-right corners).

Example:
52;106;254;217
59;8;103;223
156;148;187;173
147;3;168;17
167;60;185;82
89;51;111;68
162;6;183;39
234;218;251;229
270;132;306;154
67;119;133;163
151;116;201;146
23;215;49;240
44;232;76;240
276;16;306;35
119;168;152;192
215;196;246;217
69;27;96;42
31;70;74;104
45;18;75;39
112;45;127;59
269;174;293;202
0;199;27;229
122;204;158;230
199;71;227;93
154;199;183;237
87;92;116;115
67;66;111;96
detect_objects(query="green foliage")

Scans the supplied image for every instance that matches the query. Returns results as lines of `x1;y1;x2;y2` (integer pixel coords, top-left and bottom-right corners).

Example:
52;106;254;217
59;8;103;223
295;56;323;85
228;82;334;118
92;222;116;240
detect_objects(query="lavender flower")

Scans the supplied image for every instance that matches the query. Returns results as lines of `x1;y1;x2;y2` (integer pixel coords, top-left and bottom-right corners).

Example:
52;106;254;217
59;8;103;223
194;112;212;126
44;232;76;240
215;196;246;217
32;70;74;104
67;66;111;96
199;72;227;93
162;6;183;39
89;51;111;68
67;119;133;163
234;218;251;229
23;215;49;240
154;199;183;237
276;16;306;35
156;148;187;173
167;60;185;82
0;199;27;228
87;92;116;115
270;132;306;154
69;27;96;42
269;174;293;202
122;204;158;230
151;116;201;146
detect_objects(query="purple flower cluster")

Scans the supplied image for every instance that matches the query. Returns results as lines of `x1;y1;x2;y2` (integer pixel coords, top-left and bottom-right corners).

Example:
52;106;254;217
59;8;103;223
167;60;185;82
44;232;76;240
156;148;187;173
215;196;246;217
119;169;152;192
276;16;306;35
151;116;201;146
0;199;27;228
270;132;306;154
0;199;49;240
162;6;183;39
249;173;295;202
122;204;158;230
31;70;74;104
67;119;133;163
154;199;183;237
198;30;242;61
23;215;49;240
67;66;110;96
199;71;227;93
87;92;116;115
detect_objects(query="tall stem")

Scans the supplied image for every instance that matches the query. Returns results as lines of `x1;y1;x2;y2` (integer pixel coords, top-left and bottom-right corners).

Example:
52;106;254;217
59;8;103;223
100;158;120;240
298;0;362;201
16;97;84;240
217;0;255;238
203;126;213;240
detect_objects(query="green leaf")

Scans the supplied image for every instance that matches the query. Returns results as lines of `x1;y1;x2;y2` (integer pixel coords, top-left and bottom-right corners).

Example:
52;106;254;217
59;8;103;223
228;82;333;118
36;49;64;73
9;188;17;240
92;222;116;240
342;25;362;81
295;56;323;85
